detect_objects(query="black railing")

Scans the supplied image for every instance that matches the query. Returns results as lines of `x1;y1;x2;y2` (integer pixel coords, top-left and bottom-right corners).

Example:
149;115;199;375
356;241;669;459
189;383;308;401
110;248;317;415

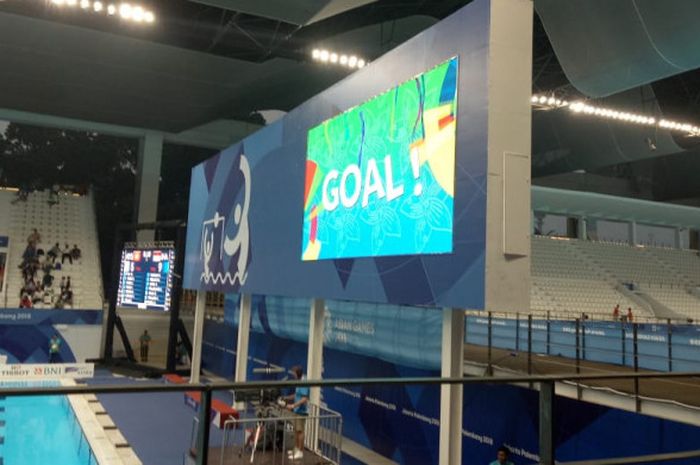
3;372;700;465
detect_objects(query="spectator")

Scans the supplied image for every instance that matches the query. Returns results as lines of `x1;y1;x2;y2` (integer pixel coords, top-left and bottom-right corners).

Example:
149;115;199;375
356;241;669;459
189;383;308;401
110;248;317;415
47;243;61;263
41;271;54;290
27;228;41;246
19;293;32;308
613;304;620;321
19;243;37;268
61;243;73;264
65;276;72;291
490;446;514;465
627;307;633;323
59;276;66;292
70;244;82;261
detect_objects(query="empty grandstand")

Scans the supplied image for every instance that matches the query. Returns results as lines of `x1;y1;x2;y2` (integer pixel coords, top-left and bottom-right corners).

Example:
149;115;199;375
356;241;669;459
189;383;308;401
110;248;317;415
531;235;700;320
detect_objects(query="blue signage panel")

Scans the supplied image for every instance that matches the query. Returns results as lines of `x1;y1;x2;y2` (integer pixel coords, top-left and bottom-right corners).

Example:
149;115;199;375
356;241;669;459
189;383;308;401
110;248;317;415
183;0;490;307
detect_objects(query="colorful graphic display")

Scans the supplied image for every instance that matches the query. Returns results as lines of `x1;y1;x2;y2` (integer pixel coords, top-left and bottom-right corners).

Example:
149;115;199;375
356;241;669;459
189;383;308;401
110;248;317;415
303;57;459;261
117;248;175;311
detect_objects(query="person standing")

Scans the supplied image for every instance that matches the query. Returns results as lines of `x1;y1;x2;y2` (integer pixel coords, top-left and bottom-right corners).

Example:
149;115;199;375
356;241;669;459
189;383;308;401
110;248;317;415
285;365;310;461
490;446;515;465
612;304;620;321
627;307;634;323
139;329;152;362
49;334;61;363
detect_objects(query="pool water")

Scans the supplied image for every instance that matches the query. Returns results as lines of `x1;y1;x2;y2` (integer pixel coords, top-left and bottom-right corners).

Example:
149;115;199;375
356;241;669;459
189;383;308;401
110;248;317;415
0;384;95;465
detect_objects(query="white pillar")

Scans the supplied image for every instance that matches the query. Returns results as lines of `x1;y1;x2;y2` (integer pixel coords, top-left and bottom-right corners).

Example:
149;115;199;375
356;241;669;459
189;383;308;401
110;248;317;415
306;299;325;406
306;299;325;452
674;228;683;249
629;221;637;246
135;131;164;243
578;217;587;240
235;294;252;382
439;308;464;465
233;294;252;408
190;290;206;384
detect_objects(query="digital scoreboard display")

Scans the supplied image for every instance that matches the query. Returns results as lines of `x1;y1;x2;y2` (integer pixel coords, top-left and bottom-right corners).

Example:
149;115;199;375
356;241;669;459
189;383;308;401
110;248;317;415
117;247;175;311
302;57;458;261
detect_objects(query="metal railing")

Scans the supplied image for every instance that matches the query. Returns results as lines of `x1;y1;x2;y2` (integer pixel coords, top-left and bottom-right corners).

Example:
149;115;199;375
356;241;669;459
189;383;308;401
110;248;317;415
466;311;700;376
2;374;700;465
218;402;342;465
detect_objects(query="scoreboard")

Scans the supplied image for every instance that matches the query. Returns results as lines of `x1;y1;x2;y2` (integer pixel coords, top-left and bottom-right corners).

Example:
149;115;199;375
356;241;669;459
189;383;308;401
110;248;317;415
117;247;175;311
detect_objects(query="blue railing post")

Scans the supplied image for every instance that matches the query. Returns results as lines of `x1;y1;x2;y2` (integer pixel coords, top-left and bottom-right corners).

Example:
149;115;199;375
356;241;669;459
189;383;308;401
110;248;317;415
668;319;673;372
487;311;493;375
195;387;212;465
527;314;533;376
546;311;551;355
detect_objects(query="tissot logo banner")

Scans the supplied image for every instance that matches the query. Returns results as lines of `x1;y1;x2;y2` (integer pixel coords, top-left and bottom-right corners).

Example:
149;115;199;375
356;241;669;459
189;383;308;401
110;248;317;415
302;58;458;261
184;0;489;308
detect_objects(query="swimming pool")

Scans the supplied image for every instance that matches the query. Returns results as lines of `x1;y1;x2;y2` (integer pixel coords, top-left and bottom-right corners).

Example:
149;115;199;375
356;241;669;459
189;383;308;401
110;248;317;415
0;382;97;465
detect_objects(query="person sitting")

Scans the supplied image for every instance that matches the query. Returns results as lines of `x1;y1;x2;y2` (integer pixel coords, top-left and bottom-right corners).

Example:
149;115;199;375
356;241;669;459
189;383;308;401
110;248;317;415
61;243;73;265
19;293;32;308
47;243;61;263
41;271;54;290
70;244;82;261
61;288;73;307
19;243;37;268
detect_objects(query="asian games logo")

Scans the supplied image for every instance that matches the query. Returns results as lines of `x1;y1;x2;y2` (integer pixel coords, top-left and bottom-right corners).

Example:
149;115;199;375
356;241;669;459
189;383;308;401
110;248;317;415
200;154;251;287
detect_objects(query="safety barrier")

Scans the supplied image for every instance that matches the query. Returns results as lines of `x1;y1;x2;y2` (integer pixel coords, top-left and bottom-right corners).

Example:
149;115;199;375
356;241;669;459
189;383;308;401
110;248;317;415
465;312;700;373
3;374;700;465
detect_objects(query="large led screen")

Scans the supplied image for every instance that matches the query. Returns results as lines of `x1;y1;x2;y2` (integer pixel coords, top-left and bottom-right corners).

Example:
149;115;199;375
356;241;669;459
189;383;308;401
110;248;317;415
302;57;458;261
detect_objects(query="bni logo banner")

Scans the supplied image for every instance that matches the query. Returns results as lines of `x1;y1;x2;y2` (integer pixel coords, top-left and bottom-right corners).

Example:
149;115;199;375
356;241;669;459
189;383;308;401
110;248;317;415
302;56;458;261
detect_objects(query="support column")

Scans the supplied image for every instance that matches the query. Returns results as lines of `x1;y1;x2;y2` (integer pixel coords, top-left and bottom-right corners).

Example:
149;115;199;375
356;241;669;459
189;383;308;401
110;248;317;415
628;221;637;246
674;228;683;249
190;290;206;384
539;381;555;465
134;131;164;243
306;299;325;406
233;294;251;408
439;308;464;465
577;217;587;240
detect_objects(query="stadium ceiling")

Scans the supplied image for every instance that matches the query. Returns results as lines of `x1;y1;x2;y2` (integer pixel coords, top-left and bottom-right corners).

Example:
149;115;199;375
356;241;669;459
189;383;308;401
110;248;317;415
1;0;700;203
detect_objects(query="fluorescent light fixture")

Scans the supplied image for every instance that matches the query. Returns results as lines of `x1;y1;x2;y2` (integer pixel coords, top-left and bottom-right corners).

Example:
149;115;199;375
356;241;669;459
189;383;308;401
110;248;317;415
533;94;700;136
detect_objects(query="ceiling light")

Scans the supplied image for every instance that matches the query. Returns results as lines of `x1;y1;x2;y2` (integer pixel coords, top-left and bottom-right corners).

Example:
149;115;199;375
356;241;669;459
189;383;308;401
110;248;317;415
93;1;103;11
533;94;700;136
107;3;116;14
119;3;132;19
310;48;367;71
143;11;154;22
66;0;77;6
51;0;65;4
132;6;144;21
80;0;90;8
